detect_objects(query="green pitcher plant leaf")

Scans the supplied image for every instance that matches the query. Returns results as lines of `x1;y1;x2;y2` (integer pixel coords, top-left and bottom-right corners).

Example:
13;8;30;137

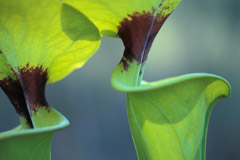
0;0;100;83
124;73;230;160
0;0;100;159
64;0;181;87
0;0;100;125
62;0;231;160
64;0;180;37
0;51;33;128
0;107;69;160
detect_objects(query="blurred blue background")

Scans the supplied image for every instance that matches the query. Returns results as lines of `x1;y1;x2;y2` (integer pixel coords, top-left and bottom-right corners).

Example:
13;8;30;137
0;0;240;159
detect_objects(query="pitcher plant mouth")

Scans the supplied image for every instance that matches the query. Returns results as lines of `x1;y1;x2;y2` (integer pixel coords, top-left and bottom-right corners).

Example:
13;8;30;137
0;0;101;159
0;0;233;160
61;0;231;159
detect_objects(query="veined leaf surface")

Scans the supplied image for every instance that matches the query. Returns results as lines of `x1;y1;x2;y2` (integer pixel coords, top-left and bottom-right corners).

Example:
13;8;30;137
63;1;231;159
0;0;100;124
124;73;230;160
0;0;99;159
0;52;32;128
0;0;100;83
0;107;69;160
64;0;181;86
64;0;181;37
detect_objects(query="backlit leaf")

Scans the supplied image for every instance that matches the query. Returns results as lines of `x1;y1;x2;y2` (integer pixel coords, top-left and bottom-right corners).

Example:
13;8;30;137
0;0;99;159
124;74;230;160
0;52;32;128
64;0;181;86
0;0;100;83
0;0;100;123
0;107;69;160
64;1;231;159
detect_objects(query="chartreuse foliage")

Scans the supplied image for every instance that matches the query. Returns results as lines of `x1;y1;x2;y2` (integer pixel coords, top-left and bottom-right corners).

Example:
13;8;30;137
63;0;231;159
0;53;32;129
0;0;100;159
0;108;68;160
64;0;181;86
125;74;230;160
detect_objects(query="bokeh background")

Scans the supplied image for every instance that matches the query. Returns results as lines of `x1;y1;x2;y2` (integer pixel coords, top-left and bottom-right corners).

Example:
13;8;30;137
0;0;240;159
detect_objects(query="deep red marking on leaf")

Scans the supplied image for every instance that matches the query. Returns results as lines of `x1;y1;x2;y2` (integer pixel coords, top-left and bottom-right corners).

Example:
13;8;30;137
117;8;170;70
18;65;49;114
142;14;169;62
0;78;33;128
121;58;130;71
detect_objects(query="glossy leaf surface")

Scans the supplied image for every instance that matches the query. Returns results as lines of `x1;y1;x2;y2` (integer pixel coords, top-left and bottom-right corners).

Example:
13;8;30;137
0;52;32;128
64;0;181;37
0;0;100;83
0;107;69;160
0;0;100;122
0;0;99;159
64;0;181;87
122;73;230;160
64;0;231;159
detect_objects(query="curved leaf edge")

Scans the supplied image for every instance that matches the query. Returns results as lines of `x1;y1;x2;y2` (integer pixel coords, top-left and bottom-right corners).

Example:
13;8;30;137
0;108;69;141
201;94;228;159
123;73;231;160
111;72;231;96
